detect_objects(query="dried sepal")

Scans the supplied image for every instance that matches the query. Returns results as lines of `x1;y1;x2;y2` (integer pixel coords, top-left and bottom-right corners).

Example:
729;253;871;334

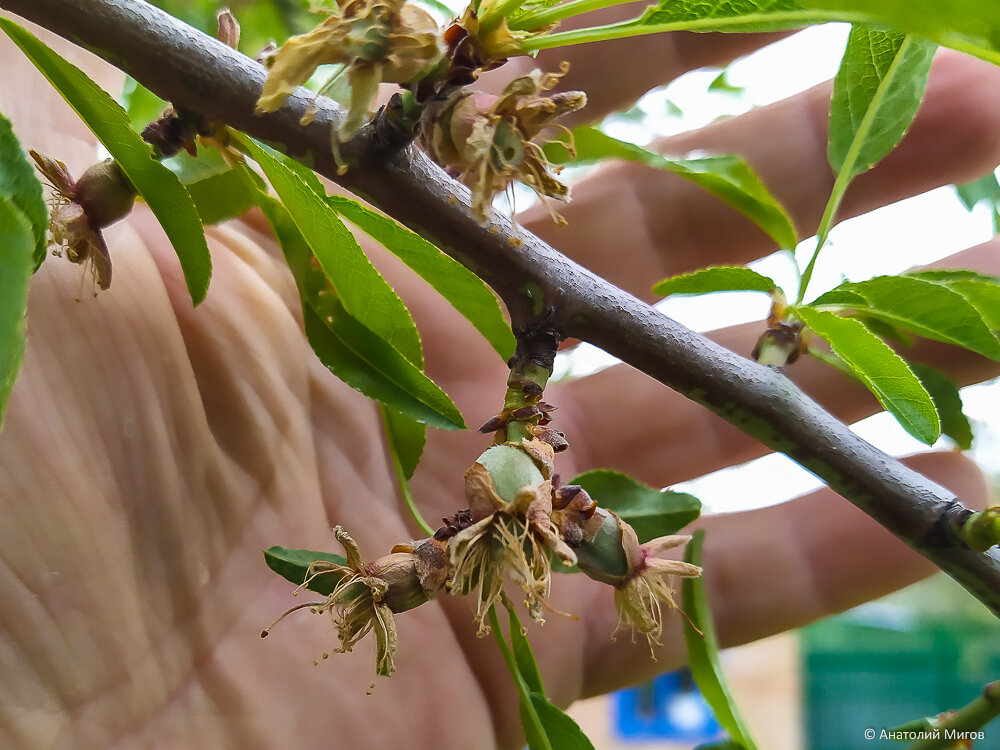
256;0;443;140
613;521;701;650
449;445;570;633
266;525;444;677
419;65;585;222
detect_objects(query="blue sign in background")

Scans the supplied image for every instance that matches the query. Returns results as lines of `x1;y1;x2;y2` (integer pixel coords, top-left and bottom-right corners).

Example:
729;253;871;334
614;668;724;743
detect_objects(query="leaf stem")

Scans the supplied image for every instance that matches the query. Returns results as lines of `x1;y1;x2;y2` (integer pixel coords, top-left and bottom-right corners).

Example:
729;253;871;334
380;406;435;537
509;0;640;31
798;35;923;305
479;0;528;34
795;165;852;303
904;680;1000;750
515;11;841;52
488;606;552;750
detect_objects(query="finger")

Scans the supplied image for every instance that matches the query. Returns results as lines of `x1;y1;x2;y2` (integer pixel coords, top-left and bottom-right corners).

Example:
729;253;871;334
521;51;1000;300
575;450;991;698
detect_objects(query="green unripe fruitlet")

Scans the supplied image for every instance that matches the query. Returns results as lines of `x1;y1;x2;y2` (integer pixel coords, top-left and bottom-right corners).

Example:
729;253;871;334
476;444;544;504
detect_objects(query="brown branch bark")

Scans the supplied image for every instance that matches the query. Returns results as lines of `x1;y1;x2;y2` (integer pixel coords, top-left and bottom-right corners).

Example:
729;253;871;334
4;0;1000;614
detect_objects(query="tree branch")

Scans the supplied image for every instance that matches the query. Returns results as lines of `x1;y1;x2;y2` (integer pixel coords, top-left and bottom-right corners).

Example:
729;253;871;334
5;0;1000;614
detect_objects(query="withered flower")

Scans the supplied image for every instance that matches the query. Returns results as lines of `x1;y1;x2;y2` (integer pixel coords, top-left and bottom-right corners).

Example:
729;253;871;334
568;509;701;650
420;65;585;222
31;151;137;290
449;442;575;634
256;0;443;140
265;525;447;676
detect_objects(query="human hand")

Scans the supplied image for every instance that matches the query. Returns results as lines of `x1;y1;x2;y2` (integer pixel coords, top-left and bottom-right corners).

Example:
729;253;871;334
0;18;996;750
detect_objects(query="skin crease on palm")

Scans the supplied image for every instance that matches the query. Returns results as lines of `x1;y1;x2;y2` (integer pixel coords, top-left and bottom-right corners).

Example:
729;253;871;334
1;10;999;749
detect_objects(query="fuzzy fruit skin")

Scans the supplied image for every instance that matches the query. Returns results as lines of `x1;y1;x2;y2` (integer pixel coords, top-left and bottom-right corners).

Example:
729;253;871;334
475;444;544;504
74;160;137;229
573;509;630;585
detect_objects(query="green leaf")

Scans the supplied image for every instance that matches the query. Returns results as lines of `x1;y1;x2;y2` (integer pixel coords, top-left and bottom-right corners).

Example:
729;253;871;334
695;742;746;750
838;276;1000;361
255;191;465;430
186;168;258;225
809;287;869;307
237;136;423;368
910;363;974;450
653;266;778;298
956;172;1000;220
522;0;831;47
709;69;743;95
799;0;1000;66
947;280;1000;330
303;301;465;429
796;306;940;444
904;269;1000;284
522;0;1000;66
0;112;48;267
328;196;516;361
263;546;349;596
120;77;167;134
0;18;213;304
382;407;427;480
569;470;701;543
551;127;797;250
0;196;34;425
683;530;758;750
902;271;1000;330
506;602;545;695
828;27;936;179
526;693;595;750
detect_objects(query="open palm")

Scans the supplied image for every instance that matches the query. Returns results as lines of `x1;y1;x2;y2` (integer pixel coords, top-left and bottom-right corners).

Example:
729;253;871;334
1;18;998;750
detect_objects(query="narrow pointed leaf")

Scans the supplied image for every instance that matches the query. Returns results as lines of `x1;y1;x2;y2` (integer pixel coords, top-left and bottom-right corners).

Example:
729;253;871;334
809;287;869;308
903;271;1000;330
522;1;839;49
653;266;778;298
0;197;34;425
302;302;464;429
527;693;595;750
120;76;167;134
839;276;1000;361
683;530;758;750
328;196;515;360
382;407;427;480
522;0;1000;65
800;0;1000;65
0;18;212;304
0;112;47;267
186;168;259;225
797;306;939;444
506;602;544;695
947;280;1000;330
256;192;465;430
910;363;974;450
828;27;935;179
552;127;796;250
569;469;701;543
263;546;349;596
238;136;423;368
955;173;1000;215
